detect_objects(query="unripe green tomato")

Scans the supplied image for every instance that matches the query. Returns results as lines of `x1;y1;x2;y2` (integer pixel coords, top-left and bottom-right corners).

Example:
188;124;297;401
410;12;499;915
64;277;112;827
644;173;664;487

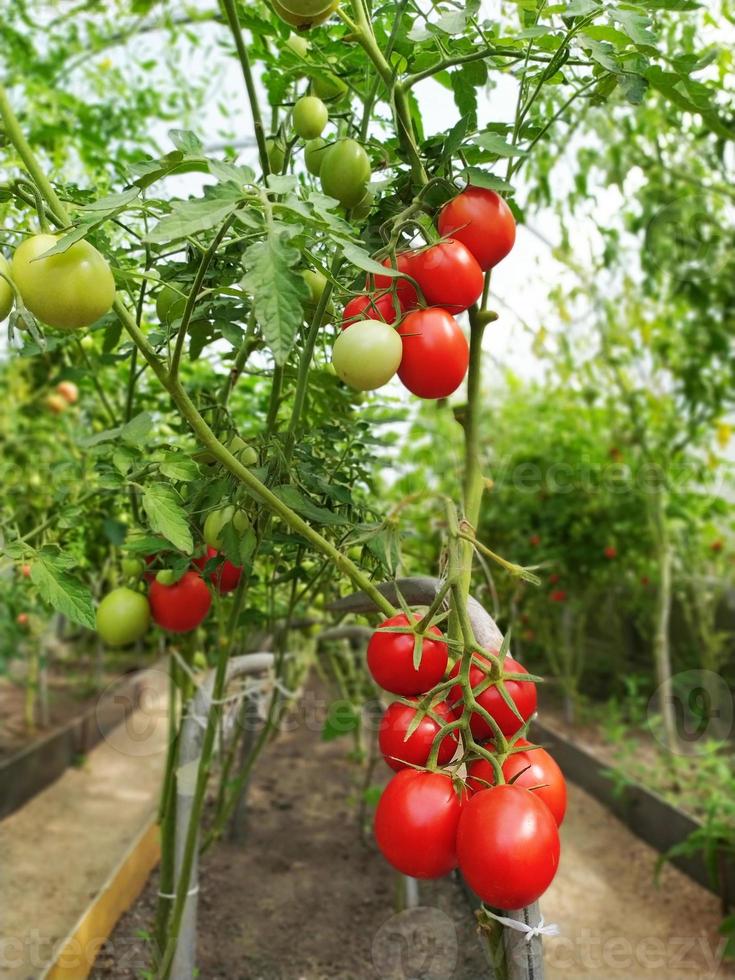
271;0;336;27
155;569;177;586
80;334;96;352
0;255;14;321
96;587;151;647
304;138;329;177
320;139;371;208
293;96;328;139
351;189;374;220
156;285;185;323
227;435;258;467
203;505;251;550
332;319;402;391
12;234;115;329
193;651;208;671
121;557;145;579
266;138;286;173
286;32;310;57
311;73;348;102
303;269;327;306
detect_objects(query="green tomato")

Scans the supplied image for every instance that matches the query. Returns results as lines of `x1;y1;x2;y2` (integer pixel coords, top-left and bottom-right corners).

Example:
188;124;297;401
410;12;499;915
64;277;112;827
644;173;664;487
266;138;286;173
351;189;374;220
272;0;336;26
303;269;327;306
293;96;328;140
227;435;258;466
286;32;310;58
12;234;115;330
80;334;97;352
203;505;251;550
96;587;151;647
0;255;14;321
320;139;371;208
121;557;145;579
332;319;402;391
304;138;330;177
155;569;177;586
311;73;348;102
156;284;185;323
193;651;208;671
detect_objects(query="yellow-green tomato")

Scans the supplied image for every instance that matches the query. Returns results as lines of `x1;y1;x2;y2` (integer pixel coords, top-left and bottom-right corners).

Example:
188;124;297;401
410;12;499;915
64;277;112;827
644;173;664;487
320;139;371;208
303;269;327;306
0;255;14;321
96;587;151;647
271;0;336;27
121;557;145;579
332;320;402;391
311;72;348;102
304;138;329;177
203;505;251;550
266;138;286;173
286;32;310;58
12;234;115;329
156;284;185;323
227;435;258;466
293;96;328;140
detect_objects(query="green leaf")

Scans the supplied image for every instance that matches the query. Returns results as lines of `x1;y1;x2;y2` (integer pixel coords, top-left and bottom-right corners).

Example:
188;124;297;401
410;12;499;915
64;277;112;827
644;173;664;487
611;10;657;47
121;412;153;447
160;453;200;482
272;485;349;525
474;132;526;158
31;556;95;630
141;484;193;553
321;700;360;741
147;185;243;243
242;231;308;365
342;242;398;277
462;169;515;195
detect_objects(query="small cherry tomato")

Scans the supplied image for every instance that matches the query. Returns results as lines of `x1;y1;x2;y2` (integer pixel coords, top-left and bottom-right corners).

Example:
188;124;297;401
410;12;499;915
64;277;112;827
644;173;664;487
55;381;79;405
438;186;516;271
448;653;536;740
397;308;469;399
367;612;448;696
375;770;465;878
379;698;458;771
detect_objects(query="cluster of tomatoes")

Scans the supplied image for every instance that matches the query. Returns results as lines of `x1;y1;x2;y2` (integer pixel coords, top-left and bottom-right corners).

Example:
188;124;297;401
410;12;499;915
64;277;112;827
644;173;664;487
332;186;516;399
44;380;79;415
367;612;565;910
94;506;250;647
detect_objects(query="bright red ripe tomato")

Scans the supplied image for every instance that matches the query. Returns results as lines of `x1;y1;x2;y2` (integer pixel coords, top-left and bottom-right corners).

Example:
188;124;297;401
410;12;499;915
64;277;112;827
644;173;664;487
374;770;464;878
467;738;567;826
341;292;401;329
397;308;469;399
457;784;560;908
369;253;418;310
408;240;483;314
437;186;516;271
149;570;212;633
367;612;448;696
193;547;243;594
379;699;458;772
448;653;536;740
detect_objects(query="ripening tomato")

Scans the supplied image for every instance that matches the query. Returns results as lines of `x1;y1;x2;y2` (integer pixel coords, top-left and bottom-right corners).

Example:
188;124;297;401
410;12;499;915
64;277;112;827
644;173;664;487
331;319;402;391
367;613;448;696
379;699;458;771
293;95;328;139
20;563;31;579
409;240;483;314
16;612;29;628
370;253;418;310
149;571;212;633
437;186;516;271
448;653;537;740
341;293;400;329
44;393;67;415
0;255;14;321
375;770;465;878
194;547;243;594
467;738;567;826
320;139;371;208
397;308;469;399
56;381;79;405
203;505;251;551
12;234;115;329
96;587;151;647
457;784;560;908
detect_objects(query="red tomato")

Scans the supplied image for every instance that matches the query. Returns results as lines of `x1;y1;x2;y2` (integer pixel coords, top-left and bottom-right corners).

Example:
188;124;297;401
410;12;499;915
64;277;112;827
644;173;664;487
408;240;483;313
437;186;516;271
448;653;536;740
369;253;418;310
149;571;212;633
467;738;567;826
457;784;560;908
193;547;243;594
397;308;468;399
367;612;448;696
379;699;458;772
341;292;401;329
374;769;464;878
604;545;617;559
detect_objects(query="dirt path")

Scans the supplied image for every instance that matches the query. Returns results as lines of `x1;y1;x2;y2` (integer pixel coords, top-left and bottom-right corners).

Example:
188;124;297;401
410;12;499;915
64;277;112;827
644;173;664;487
93;684;732;980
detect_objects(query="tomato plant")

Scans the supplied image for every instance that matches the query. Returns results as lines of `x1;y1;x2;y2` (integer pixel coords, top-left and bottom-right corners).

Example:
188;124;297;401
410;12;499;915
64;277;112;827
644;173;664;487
374;770;464;878
379;698;458;771
367;613;448;695
457;784;560;908
397;308;469;399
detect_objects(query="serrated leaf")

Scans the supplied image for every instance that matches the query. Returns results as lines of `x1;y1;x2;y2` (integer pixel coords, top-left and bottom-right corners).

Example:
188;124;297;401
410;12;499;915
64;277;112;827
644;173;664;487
121;412;153;447
147;185;243;243
160;454;200;482
31;558;95;630
611;9;656;47
112;446;138;474
242;234;308;365
168;129;204;153
272;485;348;525
462;169;515;194
343;243;399;277
142;484;193;553
474;132;526;157
78;187;141;214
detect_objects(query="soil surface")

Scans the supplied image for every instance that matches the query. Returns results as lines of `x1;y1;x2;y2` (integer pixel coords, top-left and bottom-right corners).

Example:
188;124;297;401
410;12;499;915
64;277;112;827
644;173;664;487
92;683;732;980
